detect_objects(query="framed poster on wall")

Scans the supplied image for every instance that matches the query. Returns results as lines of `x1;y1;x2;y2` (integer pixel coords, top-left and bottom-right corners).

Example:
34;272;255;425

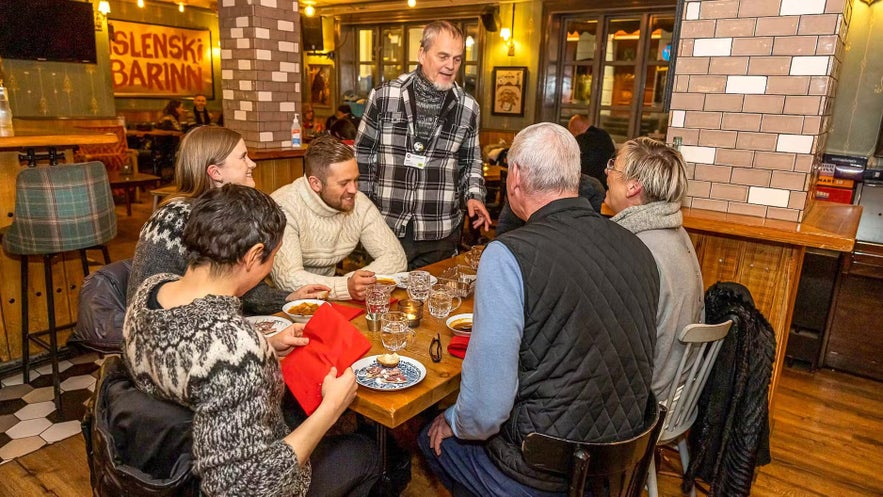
307;63;333;108
108;20;214;98
492;66;527;116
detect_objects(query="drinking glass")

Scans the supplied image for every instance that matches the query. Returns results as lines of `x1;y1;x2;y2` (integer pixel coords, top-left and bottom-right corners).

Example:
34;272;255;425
365;285;390;333
407;270;432;302
466;244;485;270
427;284;462;319
380;311;411;355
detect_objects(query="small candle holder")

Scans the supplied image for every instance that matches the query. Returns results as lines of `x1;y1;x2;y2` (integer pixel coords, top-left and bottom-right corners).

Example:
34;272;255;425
398;299;424;328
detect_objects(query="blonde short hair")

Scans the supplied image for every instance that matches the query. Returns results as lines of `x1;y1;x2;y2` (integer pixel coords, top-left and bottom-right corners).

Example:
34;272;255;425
617;137;688;204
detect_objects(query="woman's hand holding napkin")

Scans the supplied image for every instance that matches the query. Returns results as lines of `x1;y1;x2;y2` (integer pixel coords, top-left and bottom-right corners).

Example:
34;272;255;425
280;303;371;414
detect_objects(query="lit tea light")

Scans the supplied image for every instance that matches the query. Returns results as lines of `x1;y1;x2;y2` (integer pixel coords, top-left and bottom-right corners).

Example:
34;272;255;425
398;299;423;327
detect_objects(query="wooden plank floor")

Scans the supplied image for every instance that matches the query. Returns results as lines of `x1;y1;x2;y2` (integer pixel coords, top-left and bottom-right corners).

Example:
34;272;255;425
2;367;880;496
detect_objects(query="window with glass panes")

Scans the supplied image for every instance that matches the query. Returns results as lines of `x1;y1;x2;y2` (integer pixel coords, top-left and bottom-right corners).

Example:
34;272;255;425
556;12;674;143
355;21;480;97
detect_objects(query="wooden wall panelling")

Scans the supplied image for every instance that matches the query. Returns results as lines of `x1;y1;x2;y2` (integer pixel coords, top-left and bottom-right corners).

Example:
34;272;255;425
693;234;741;288
252;158;304;195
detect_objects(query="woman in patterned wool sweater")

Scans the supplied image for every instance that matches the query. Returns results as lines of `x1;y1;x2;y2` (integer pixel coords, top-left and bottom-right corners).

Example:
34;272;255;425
127;125;329;315
124;184;380;496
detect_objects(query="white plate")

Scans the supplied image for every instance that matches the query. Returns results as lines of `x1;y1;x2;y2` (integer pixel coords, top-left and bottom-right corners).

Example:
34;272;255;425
245;315;292;337
352;355;427;391
374;275;400;287
390;272;439;289
282;299;326;323
446;313;473;337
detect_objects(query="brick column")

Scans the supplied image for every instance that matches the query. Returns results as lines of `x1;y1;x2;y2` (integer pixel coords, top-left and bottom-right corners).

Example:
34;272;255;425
668;0;851;222
218;0;302;149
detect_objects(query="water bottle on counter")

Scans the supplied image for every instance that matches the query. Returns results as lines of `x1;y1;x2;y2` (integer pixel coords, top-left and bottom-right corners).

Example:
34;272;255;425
291;113;302;148
0;80;14;137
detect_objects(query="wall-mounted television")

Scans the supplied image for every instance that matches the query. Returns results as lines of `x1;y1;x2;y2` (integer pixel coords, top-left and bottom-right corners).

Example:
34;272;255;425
0;0;98;64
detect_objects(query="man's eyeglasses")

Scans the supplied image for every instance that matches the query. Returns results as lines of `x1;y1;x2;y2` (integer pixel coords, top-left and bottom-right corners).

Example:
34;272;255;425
429;333;442;363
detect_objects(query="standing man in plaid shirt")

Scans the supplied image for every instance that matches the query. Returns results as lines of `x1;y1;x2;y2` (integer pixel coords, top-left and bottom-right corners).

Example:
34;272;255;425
355;21;491;269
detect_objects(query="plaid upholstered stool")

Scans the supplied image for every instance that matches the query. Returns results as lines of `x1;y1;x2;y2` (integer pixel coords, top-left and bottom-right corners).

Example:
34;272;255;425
1;161;117;409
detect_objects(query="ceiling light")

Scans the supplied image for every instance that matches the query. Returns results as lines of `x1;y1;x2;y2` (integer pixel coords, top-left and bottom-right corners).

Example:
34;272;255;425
97;1;110;15
137;0;144;7
304;4;315;16
179;2;185;12
499;27;511;40
408;0;416;7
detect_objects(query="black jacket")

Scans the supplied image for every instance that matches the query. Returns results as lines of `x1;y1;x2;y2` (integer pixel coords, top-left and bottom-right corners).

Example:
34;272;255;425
487;197;659;492
685;282;774;496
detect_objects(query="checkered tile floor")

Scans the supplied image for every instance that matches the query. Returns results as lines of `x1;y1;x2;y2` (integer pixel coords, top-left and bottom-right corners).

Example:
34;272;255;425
0;352;103;464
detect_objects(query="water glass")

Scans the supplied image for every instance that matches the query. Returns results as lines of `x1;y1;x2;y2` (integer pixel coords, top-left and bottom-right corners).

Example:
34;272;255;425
466;245;485;270
407;270;432;302
380;311;411;354
365;285;390;333
427;284;462;319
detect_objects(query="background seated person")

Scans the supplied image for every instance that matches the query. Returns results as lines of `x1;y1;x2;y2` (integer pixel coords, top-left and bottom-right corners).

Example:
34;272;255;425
191;93;212;126
123;184;380;497
271;135;406;301
325;104;354;132
328;118;357;147
569;113;616;190
128;126;328;314
606;137;704;400
419;122;659;496
156;99;185;131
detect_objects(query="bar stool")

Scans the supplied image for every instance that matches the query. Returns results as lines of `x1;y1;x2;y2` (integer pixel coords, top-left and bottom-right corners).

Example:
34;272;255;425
1;161;117;409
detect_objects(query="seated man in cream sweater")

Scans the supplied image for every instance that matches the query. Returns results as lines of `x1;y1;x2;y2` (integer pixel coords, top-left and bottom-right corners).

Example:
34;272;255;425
271;135;407;300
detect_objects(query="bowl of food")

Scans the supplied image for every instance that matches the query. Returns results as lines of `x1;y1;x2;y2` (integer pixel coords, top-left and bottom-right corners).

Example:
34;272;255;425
282;299;325;323
446;313;473;337
374;275;398;287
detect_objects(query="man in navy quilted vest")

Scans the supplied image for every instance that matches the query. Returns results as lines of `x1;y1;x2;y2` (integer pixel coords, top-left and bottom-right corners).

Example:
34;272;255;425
418;122;660;496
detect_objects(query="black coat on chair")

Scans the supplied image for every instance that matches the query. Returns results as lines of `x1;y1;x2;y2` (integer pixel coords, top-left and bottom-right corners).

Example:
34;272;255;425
685;282;774;497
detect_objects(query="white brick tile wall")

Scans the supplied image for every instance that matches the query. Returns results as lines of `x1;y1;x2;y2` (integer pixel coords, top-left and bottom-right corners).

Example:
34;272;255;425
223;89;234;100
681;145;717;164
776;134;814;153
235;17;249;28
271;71;288;82
258;91;272;101
236;38;250;49
257;49;271;60
780;0;826;16
790;56;829;76
238;60;252;70
726;76;767;94
255;28;270;39
259;0;278;8
748;186;790;207
222;69;233;79
694;38;733;57
230;28;243;38
259;131;274;142
671;110;686;128
279;41;296;52
280;61;297;72
239;81;253;91
234;110;247;120
280;102;296;112
278;20;294;32
240;101;253;111
686;1;700;20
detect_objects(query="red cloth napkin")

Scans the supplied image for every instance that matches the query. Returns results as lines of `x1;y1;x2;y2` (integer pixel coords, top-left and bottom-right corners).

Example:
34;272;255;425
447;336;470;359
280;302;371;415
329;302;365;321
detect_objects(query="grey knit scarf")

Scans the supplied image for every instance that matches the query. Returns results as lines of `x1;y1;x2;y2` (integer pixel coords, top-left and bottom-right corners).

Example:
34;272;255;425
611;201;683;234
412;67;446;141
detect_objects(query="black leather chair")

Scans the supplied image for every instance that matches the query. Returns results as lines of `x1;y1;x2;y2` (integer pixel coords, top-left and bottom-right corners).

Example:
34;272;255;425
522;401;666;497
82;355;200;497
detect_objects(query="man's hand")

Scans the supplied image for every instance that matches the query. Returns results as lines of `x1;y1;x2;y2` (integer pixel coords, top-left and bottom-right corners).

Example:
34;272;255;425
466;199;491;231
347;269;376;300
267;322;310;357
428;412;455;456
287;284;331;301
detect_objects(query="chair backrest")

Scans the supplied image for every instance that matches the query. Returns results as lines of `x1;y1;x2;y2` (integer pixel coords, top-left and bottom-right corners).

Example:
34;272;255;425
82;355;200;497
74;126;130;171
522;401;666;497
658;320;733;443
2;161;117;255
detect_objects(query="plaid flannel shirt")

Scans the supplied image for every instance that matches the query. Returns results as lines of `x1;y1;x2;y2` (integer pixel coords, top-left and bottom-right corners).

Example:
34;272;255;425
355;71;484;241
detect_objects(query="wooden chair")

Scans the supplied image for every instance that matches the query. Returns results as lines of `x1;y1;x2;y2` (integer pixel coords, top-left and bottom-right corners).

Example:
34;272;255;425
522;401;666;497
646;320;733;497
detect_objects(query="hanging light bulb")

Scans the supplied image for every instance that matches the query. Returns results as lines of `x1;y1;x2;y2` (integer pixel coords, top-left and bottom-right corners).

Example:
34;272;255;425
407;0;416;7
465;35;475;48
499;27;511;40
304;4;315;16
179;2;185;12
137;0;144;7
97;1;111;15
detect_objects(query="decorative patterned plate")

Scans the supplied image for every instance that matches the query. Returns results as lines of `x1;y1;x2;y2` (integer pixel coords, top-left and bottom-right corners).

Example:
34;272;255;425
352;355;427;391
390;272;439;289
245;315;292;337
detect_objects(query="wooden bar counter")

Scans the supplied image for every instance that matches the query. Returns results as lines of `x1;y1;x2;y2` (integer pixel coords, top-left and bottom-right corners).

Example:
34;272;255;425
679;202;860;414
249;145;307;194
0;131;118;367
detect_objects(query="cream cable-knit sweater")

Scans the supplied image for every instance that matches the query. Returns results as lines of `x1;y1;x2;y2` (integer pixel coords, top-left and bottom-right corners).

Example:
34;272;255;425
270;177;406;300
